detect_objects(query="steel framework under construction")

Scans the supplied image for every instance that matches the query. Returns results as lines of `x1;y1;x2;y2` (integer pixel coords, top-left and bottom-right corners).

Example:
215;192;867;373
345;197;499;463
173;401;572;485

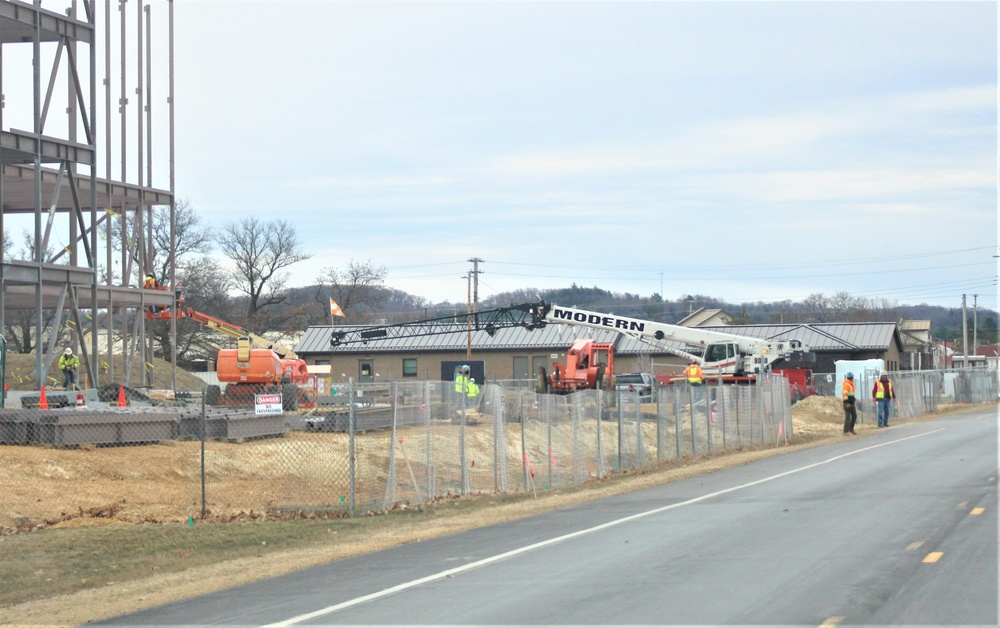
0;0;177;392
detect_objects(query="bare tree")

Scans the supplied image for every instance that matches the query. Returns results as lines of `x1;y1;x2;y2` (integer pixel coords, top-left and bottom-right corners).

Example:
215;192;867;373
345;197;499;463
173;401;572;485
802;292;831;323
216;217;311;326
315;259;388;322
3;231;64;353
147;256;236;362
111;198;213;285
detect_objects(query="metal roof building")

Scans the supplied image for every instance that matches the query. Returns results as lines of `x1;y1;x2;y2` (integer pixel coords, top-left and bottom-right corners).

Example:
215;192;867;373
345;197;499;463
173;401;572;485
295;320;904;384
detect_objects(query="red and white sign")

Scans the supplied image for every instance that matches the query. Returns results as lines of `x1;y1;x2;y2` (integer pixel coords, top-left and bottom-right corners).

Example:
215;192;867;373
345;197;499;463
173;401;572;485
255;394;283;415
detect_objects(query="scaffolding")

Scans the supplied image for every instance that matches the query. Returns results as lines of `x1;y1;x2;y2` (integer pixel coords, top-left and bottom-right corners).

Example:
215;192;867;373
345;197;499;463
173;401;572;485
0;0;176;391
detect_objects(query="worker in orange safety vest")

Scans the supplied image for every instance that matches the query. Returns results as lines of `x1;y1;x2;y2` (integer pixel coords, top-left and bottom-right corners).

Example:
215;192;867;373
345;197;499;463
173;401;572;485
842;372;857;435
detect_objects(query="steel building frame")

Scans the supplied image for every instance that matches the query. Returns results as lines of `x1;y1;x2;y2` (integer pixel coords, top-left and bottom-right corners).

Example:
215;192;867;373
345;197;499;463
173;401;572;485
0;0;176;391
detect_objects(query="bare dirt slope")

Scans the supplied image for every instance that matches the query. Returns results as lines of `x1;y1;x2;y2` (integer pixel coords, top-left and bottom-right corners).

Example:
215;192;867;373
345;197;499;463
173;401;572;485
3;353;206;392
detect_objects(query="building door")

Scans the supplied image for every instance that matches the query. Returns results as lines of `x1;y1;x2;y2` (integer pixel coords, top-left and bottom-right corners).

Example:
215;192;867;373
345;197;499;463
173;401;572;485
359;360;374;383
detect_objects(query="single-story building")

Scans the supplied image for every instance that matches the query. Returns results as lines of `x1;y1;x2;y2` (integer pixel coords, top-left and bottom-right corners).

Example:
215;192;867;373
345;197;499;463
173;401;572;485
294;319;905;385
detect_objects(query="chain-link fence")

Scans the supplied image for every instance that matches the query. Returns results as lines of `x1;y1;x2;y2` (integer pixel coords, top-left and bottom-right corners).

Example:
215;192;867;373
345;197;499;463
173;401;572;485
1;368;996;531
820;368;998;427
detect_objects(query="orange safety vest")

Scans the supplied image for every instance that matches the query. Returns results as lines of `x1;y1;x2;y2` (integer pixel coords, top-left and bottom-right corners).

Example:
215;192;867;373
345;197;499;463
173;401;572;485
874;380;893;399
842;379;855;400
683;363;703;384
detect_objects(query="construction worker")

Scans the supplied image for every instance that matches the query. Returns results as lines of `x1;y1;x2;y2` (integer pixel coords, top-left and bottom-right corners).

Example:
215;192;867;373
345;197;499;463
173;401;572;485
872;372;895;428
683;360;704;386
467;377;480;400
454;365;471;394
842;372;857;435
144;273;159;313
59;347;80;391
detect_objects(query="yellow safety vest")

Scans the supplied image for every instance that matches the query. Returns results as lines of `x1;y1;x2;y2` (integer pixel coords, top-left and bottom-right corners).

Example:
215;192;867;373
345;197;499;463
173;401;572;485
684;364;703;384
875;380;893;399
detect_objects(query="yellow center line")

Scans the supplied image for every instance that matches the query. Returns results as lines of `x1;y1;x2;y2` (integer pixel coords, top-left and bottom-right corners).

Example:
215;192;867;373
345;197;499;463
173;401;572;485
923;552;944;563
906;541;924;551
970;507;985;515
819;617;844;627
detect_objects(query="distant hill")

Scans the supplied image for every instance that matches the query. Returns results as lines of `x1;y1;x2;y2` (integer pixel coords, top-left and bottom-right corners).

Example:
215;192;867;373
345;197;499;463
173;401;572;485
243;283;1000;347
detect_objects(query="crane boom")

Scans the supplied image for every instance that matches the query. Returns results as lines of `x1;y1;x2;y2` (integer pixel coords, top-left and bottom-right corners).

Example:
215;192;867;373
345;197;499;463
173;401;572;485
328;302;544;347
148;307;298;359
328;300;812;377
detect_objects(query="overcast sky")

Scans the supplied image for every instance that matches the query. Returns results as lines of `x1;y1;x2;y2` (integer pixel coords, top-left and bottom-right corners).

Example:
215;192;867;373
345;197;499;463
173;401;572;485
169;2;996;310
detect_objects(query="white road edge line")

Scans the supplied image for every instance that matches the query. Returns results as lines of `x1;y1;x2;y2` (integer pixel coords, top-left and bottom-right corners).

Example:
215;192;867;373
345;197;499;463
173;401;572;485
265;428;944;627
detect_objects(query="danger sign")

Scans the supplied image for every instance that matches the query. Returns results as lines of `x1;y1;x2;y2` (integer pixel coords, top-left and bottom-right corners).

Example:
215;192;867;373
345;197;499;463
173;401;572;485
255;394;283;415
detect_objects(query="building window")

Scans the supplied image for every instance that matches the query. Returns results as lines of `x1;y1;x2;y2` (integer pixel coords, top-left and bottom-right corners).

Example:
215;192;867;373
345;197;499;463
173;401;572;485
403;358;418;377
315;360;330;366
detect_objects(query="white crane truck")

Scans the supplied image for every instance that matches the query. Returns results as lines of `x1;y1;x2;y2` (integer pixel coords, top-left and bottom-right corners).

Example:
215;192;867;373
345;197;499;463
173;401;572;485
538;303;813;380
329;300;813;383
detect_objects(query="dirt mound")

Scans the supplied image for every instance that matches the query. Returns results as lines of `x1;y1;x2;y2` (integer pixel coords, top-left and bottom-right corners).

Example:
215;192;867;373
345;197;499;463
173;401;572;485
791;394;846;437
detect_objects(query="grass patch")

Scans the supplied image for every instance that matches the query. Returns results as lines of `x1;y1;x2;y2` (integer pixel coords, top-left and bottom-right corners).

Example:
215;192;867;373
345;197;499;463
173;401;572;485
0;517;369;607
0;491;535;609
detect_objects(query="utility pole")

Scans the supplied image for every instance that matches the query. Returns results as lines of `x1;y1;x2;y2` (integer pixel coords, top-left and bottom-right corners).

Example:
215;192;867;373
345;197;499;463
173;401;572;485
961;294;968;369
972;294;979;361
468;257;482;311
465;273;472;360
468;257;482;336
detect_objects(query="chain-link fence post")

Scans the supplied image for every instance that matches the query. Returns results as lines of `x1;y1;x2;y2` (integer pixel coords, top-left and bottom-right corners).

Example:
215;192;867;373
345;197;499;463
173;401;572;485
200;381;207;519
520;394;530;491
348;378;356;517
460;391;469;496
0;333;6;409
673;386;681;459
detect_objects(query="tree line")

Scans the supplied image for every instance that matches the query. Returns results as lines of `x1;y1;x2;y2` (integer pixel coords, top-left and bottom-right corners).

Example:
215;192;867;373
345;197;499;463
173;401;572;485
3;206;997;363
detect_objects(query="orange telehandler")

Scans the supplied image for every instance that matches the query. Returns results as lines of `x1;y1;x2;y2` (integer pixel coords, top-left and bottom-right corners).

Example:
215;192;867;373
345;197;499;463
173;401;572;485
539;338;615;394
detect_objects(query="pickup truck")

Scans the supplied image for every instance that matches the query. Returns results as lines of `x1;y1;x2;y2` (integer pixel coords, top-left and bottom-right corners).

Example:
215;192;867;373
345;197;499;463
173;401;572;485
614;372;656;400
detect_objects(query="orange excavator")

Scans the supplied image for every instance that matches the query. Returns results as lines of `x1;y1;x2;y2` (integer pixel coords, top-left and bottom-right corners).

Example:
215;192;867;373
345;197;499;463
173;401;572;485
146;288;316;410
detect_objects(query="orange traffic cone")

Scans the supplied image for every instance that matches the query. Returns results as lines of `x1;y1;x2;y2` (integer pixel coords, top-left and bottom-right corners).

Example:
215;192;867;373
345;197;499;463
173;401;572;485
117;385;127;408
39;386;49;410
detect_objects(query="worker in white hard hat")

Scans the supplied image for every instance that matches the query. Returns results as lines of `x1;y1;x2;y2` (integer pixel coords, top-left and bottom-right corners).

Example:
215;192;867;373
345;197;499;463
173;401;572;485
59;347;80;391
454;365;471;394
467;377;480;400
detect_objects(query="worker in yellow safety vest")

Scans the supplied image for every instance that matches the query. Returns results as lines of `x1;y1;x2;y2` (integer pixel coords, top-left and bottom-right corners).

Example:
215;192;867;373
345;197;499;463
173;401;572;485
467;378;480;399
842;372;857;435
872;373;895;428
454;365;471;394
682;360;704;385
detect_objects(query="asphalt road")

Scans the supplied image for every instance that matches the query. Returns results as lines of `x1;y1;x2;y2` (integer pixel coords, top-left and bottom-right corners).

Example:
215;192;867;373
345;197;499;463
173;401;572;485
103;408;998;626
